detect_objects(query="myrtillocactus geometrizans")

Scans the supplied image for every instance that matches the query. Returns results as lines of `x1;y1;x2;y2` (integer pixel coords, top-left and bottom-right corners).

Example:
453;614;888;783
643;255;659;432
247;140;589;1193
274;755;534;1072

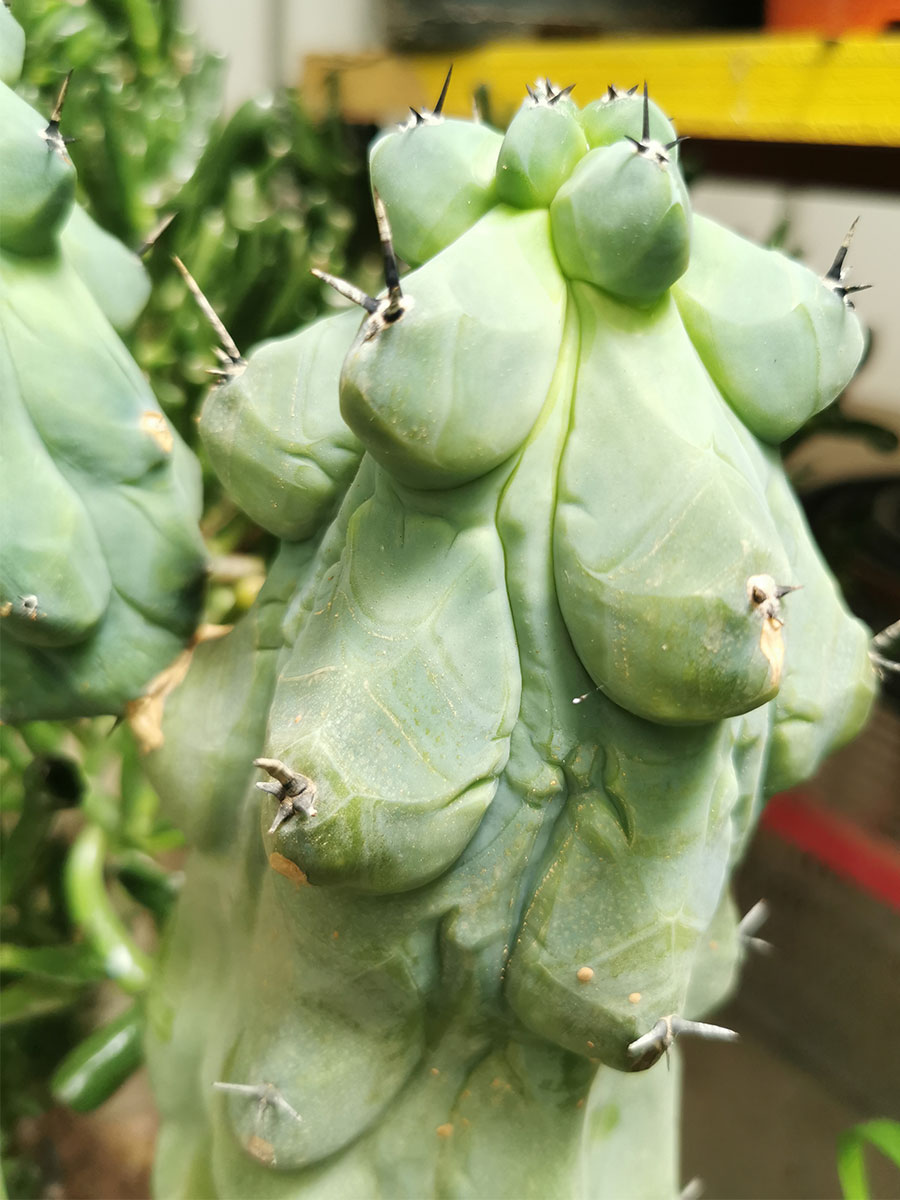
0;13;206;722
144;75;876;1197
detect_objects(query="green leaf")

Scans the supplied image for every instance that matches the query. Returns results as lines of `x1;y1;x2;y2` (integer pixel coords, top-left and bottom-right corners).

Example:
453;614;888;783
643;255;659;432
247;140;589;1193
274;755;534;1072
51;1004;144;1112
0;943;106;985
63;826;153;993
0;979;82;1026
838;1120;900;1200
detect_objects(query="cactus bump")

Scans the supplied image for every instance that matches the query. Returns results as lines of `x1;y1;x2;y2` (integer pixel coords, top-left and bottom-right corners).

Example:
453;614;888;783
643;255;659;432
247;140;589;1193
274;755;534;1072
137;75;875;1196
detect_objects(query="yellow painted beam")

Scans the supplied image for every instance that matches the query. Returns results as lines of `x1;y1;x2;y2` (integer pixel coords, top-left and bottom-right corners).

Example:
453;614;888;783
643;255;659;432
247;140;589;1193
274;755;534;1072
303;34;900;145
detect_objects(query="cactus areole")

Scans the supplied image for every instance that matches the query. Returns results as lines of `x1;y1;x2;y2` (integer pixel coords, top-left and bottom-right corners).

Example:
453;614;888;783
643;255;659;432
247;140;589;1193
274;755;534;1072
144;77;875;1197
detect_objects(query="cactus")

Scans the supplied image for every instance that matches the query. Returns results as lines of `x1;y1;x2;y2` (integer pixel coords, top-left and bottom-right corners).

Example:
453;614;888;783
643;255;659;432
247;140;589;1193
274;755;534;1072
141;78;876;1197
13;0;374;438
0;14;206;722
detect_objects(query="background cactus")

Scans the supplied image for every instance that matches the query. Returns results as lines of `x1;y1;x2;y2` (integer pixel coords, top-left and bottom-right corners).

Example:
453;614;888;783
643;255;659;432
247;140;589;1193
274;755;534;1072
0;24;206;723
139;77;877;1198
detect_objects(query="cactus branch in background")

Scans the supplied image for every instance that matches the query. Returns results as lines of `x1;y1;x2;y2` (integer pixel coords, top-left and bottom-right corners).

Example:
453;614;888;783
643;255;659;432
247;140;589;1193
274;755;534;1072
0;23;207;722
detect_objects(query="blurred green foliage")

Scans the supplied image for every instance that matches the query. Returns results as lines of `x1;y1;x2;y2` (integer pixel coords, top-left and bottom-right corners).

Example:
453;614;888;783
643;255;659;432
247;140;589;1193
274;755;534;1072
0;720;182;1198
838;1120;900;1200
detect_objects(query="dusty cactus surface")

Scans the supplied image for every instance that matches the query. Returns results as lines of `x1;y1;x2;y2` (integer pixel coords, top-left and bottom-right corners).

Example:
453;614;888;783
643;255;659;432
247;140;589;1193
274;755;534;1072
0;11;206;723
142;79;876;1198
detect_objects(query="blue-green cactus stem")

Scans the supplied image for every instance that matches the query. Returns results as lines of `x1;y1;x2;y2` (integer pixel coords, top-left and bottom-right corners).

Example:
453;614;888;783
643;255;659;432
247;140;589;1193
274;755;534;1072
199;309;364;539
144;542;315;850
0;340;111;647
138;78;879;1200
673;215;865;443
0;4;26;87
579;84;677;152
1;253;172;483
339;206;566;488
551;140;690;303
682;891;744;1021
554;283;790;725
369;119;502;267
0;73;76;257
758;450;876;792
505;701;739;1072
261;461;521;893
495;96;589;209
0;248;206;720
59;204;151;331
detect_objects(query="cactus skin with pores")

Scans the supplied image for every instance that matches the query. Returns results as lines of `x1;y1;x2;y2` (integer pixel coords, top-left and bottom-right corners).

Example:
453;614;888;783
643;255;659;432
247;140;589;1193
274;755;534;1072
0;13;206;723
143;79;876;1198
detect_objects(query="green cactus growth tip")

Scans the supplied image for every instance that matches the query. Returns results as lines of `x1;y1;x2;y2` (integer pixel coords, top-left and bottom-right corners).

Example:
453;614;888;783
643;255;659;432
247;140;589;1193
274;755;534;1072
0;12;206;723
143;78;876;1198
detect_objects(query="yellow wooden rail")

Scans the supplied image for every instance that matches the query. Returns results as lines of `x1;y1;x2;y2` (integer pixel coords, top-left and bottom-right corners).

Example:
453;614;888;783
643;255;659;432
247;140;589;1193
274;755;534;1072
303;34;900;145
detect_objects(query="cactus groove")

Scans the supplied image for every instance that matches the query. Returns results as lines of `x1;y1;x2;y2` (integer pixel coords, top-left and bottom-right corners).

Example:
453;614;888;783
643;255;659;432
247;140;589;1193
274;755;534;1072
143;79;876;1197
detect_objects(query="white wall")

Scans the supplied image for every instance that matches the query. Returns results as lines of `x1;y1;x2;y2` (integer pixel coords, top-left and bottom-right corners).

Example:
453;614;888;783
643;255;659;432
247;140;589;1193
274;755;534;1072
182;0;384;109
